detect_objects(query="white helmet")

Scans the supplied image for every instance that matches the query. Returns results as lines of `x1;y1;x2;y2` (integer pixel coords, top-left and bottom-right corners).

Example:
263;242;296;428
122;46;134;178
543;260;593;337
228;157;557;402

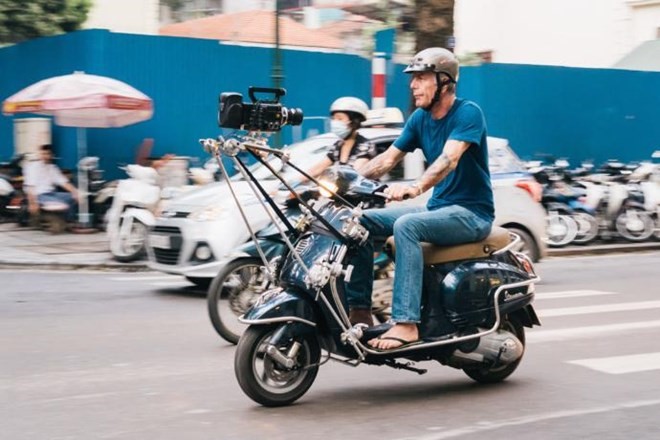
330;97;369;122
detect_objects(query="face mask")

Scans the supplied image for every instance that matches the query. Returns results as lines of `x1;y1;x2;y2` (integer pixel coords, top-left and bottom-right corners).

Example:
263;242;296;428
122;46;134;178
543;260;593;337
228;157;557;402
330;119;351;139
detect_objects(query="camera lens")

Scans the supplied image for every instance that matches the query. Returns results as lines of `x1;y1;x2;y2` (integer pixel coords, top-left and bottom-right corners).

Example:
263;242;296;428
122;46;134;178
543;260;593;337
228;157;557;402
283;107;304;126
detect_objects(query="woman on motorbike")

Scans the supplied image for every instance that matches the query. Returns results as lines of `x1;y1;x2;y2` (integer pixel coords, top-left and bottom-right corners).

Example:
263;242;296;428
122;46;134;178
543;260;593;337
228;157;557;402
289;97;376;186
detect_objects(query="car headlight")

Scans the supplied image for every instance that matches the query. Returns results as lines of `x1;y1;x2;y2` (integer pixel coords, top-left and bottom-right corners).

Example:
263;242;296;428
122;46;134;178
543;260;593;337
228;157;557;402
188;205;224;222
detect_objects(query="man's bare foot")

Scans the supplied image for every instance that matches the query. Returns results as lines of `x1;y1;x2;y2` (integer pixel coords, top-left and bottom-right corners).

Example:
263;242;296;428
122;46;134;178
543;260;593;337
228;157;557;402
368;323;419;350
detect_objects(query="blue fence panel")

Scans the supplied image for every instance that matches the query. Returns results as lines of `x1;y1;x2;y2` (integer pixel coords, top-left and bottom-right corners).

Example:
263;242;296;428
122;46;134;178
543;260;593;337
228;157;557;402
1;30;373;179
477;63;660;164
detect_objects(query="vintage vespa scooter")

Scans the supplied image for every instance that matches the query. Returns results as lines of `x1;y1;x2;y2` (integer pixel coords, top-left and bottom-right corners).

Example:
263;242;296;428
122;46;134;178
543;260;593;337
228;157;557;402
201;132;541;408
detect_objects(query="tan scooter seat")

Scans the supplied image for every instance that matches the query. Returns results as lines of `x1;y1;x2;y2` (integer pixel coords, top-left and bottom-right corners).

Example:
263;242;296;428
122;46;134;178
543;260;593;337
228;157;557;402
385;226;511;265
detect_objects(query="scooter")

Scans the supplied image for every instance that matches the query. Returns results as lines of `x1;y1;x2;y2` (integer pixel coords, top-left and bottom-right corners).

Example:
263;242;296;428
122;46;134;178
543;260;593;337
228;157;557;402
201;135;540;407
0;154;24;223
580;170;654;242
106;164;161;262
207;183;393;344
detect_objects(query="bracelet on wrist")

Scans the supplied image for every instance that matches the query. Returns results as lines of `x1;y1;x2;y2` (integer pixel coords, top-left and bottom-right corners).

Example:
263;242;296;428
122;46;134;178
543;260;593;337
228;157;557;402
410;181;423;196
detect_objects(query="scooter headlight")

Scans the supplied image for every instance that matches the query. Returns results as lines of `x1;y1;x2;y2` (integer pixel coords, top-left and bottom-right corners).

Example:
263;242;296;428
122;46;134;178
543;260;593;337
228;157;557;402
188;205;224;222
318;179;338;198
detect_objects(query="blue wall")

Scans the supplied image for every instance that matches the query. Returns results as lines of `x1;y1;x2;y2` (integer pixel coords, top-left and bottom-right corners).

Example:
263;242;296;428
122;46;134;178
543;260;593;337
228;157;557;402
467;64;660;164
0;30;373;178
1;30;659;180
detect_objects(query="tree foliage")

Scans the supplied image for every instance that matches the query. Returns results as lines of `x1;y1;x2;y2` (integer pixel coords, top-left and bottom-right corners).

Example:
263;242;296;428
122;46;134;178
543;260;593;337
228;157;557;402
414;0;455;52
0;0;91;45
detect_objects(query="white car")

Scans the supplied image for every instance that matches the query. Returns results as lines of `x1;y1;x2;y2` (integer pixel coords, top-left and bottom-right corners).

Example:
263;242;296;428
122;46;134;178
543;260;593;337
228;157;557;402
146;129;546;287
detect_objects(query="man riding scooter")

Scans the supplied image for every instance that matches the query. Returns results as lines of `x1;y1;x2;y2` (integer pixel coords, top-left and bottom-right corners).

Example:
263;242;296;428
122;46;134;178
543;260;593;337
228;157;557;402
347;47;495;350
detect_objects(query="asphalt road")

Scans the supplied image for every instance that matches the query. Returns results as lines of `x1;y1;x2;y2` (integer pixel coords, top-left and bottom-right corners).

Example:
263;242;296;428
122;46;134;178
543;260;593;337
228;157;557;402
2;251;660;440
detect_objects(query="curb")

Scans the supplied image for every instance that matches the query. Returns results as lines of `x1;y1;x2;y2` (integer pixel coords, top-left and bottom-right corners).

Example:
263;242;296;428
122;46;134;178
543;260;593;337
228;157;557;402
0;260;150;272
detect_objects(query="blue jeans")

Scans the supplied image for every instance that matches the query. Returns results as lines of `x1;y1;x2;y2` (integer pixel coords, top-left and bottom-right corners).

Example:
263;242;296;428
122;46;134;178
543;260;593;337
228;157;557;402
345;204;492;323
37;192;77;222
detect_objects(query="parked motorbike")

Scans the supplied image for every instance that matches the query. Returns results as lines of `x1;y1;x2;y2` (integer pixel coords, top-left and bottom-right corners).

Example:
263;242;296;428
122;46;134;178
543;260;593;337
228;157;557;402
201;135;540;407
107;164;161;262
634;160;660;239
207;180;393;344
530;164;580;246
580;163;655;242
0;154;25;223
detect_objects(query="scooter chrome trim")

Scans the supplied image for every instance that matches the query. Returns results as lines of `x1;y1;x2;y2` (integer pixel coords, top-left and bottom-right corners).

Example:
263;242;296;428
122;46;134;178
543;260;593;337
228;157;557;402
493;232;521;255
238;315;317;327
353;274;541;357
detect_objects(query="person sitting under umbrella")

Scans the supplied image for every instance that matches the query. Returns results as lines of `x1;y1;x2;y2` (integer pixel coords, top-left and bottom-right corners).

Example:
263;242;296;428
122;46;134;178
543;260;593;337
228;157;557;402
23;144;79;223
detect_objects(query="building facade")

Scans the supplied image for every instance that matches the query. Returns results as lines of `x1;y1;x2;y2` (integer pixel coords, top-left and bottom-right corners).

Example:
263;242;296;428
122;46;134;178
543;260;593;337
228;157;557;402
85;0;160;34
454;0;660;67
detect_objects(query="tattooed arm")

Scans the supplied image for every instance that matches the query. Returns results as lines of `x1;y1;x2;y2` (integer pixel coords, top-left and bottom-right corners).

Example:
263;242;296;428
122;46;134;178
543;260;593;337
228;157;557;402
359;146;407;180
386;140;471;201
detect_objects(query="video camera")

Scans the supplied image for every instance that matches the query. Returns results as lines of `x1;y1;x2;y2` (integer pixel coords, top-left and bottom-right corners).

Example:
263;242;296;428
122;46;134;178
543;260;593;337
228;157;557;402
218;86;303;132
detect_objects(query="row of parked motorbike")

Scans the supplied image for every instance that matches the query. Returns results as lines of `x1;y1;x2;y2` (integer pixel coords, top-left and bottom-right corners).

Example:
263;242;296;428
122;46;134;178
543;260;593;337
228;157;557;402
531;156;660;247
0;153;219;261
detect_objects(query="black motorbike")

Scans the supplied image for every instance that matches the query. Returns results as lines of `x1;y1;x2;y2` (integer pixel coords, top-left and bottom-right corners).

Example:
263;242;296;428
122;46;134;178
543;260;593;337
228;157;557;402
202;135;541;407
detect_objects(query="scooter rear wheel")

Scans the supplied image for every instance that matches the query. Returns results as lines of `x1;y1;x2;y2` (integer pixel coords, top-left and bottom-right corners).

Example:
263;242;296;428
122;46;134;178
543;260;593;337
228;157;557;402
462;319;525;384
235;325;320;407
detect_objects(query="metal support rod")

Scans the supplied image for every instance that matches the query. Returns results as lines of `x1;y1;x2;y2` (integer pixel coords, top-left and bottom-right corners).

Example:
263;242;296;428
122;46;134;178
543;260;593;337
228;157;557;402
213;152;273;278
232;154;310;275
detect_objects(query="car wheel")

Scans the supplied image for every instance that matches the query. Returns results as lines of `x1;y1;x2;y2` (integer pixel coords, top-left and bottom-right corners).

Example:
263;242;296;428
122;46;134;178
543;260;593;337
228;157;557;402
506;226;540;263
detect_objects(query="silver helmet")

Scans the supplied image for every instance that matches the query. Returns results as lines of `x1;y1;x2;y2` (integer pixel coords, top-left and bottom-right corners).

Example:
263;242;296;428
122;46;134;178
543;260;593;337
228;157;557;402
404;47;459;83
330;97;369;121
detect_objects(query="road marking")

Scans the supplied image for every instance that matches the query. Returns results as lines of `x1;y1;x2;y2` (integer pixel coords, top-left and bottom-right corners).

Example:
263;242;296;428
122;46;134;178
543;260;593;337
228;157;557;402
568;352;660;374
528;320;660;343
535;290;617;300
400;399;660;440
539;300;660;317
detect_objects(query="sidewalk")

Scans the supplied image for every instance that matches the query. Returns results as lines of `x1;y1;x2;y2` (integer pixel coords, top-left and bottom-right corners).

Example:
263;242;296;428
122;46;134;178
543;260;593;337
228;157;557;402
0;223;148;271
1;222;660;271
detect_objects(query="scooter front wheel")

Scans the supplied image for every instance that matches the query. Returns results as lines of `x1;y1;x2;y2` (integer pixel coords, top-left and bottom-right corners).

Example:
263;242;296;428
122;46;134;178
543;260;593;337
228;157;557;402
111;217;147;262
235;325;320;407
615;208;654;242
207;257;270;344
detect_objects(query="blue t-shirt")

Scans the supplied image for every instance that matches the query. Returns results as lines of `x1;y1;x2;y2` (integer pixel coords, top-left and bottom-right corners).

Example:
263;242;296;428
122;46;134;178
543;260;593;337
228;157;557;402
394;98;494;222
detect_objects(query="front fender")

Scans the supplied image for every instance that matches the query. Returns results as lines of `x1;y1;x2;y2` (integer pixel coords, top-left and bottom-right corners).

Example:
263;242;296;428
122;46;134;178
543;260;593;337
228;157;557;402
240;287;318;328
122;207;155;227
621;200;646;211
236;238;288;260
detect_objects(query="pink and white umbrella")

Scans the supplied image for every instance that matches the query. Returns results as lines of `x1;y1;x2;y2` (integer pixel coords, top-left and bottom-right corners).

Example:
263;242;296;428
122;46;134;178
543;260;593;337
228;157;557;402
2;71;153;127
2;71;154;226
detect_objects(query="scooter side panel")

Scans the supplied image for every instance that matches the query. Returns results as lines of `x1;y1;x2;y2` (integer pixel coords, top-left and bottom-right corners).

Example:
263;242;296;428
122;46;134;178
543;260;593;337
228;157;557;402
440;259;533;328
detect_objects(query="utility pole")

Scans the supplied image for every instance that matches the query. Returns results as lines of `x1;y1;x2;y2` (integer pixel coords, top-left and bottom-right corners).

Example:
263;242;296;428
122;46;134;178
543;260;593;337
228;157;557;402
272;0;284;146
272;0;284;89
